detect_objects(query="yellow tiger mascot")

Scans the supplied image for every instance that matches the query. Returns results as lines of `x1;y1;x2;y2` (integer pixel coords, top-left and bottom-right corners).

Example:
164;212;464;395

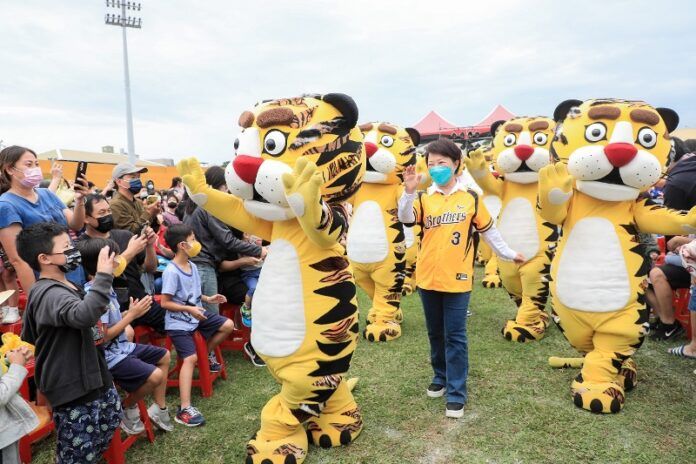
178;94;365;463
539;98;693;413
347;122;420;342
468;142;504;289
466;117;558;342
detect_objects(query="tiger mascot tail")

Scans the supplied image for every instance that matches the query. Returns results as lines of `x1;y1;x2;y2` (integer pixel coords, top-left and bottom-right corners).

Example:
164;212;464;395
178;93;365;463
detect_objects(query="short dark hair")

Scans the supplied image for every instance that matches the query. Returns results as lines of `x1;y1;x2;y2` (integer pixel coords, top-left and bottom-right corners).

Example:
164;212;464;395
0;145;37;194
425;139;462;167
171;176;182;188
164;223;193;252
17;222;68;272
76;237;121;277
85;193;108;217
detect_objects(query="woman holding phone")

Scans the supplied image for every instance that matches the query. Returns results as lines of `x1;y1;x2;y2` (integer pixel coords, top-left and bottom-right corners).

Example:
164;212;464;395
398;139;524;418
0;146;89;304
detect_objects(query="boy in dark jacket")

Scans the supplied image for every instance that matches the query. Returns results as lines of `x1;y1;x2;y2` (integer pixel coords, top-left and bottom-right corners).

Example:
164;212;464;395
19;222;121;464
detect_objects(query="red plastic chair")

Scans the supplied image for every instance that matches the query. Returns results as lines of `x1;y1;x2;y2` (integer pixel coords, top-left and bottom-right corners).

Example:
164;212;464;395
166;331;227;398
673;288;693;340
18;362;55;464
104;399;155;464
218;303;250;352
132;325;171;351
655;235;666;266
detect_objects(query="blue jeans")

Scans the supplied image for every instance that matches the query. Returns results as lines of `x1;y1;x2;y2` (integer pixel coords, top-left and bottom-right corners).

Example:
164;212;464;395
197;263;219;314
418;288;470;404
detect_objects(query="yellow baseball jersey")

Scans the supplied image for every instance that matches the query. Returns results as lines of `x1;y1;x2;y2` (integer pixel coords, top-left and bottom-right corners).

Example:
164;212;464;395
409;183;493;292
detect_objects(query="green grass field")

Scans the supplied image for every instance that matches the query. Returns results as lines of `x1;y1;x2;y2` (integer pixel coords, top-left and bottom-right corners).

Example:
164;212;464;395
32;269;696;463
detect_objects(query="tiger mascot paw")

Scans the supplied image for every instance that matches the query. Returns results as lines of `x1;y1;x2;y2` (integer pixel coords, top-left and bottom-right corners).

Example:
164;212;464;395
363;321;401;342
481;274;502;288
246;426;308;464
616;357;638;392
394;308;404;323
475;255;489;266
571;376;625;414
401;282;414;296
501;319;547;342
306;406;363;449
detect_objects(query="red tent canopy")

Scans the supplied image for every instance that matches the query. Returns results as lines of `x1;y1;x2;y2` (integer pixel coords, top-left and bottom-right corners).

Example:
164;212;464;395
475;104;515;126
412;105;516;140
412;110;459;136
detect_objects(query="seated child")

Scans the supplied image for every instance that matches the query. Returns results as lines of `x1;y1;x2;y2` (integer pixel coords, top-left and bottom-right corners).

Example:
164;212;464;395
0;288;38;464
160;224;234;427
18;222;120;464
77;238;173;434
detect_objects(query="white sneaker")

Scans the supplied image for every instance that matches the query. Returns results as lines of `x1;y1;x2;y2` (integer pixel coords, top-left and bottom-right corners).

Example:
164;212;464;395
120;405;145;434
445;402;465;418
1;307;20;324
426;383;445;398
147;403;174;432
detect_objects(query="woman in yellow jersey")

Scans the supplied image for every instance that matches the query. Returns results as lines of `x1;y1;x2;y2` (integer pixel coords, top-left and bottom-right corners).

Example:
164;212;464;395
398;139;524;418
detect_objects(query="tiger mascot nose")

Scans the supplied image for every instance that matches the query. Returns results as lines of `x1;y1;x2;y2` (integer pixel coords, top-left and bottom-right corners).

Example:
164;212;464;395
365;142;378;158
603;143;637;168
514;144;534;161
233;155;264;184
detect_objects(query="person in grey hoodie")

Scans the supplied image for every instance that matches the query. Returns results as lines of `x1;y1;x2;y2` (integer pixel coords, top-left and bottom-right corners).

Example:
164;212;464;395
0;290;38;464
18;222;122;464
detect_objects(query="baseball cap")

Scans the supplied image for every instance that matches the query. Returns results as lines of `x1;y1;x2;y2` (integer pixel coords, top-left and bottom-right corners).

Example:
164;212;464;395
112;163;148;180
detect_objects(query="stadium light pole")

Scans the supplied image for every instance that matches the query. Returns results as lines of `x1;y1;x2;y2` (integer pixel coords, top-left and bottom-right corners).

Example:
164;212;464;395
105;1;142;164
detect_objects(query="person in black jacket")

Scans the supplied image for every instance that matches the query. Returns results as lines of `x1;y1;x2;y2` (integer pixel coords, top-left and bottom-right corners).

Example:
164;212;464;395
19;222;122;464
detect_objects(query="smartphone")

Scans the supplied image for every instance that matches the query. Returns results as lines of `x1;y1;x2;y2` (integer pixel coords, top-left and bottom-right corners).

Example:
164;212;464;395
75;161;88;184
137;221;149;236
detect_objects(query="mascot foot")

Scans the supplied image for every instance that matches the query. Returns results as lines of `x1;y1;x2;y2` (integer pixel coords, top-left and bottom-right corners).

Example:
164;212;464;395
501;319;547;342
571;376;625;414
616;357;637;392
306;406;363;449
363;321;401;342
481;274;502;289
246;426;308;464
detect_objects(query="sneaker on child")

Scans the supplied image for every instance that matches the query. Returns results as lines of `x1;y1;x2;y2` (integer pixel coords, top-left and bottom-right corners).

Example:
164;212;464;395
121;405;145;434
147;403;174;432
175;406;205;427
240;304;252;328
243;342;266;367
208;352;221;373
1;306;20;324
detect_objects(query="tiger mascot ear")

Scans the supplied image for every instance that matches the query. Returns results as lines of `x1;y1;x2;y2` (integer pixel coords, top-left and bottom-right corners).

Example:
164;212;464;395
656;107;679;133
321;93;359;129
405;127;421;146
553;99;583;122
489;120;506;138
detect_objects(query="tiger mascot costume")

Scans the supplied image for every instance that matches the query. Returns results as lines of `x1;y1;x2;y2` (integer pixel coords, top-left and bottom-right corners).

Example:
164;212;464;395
178;94;365;463
539;98;693;413
466;116;558;342
468;143;504;289
347;122;420;342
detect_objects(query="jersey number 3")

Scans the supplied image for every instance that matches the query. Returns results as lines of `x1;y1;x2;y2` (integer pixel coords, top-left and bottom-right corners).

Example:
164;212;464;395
451;231;461;245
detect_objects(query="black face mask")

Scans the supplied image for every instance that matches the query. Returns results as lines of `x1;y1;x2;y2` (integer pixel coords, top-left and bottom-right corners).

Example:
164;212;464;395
167;202;178;209
57;247;82;274
94;214;114;233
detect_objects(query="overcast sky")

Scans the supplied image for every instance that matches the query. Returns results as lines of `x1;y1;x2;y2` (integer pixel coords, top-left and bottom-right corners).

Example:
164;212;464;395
1;0;695;164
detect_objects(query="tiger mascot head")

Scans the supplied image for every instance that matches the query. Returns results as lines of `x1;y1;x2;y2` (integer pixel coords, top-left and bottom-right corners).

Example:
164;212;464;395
551;98;679;201
357;122;420;185
488;116;556;183
225;93;365;221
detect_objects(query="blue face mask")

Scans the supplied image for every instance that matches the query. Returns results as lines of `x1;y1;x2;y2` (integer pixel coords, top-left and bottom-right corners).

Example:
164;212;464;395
429;166;454;186
128;178;143;194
